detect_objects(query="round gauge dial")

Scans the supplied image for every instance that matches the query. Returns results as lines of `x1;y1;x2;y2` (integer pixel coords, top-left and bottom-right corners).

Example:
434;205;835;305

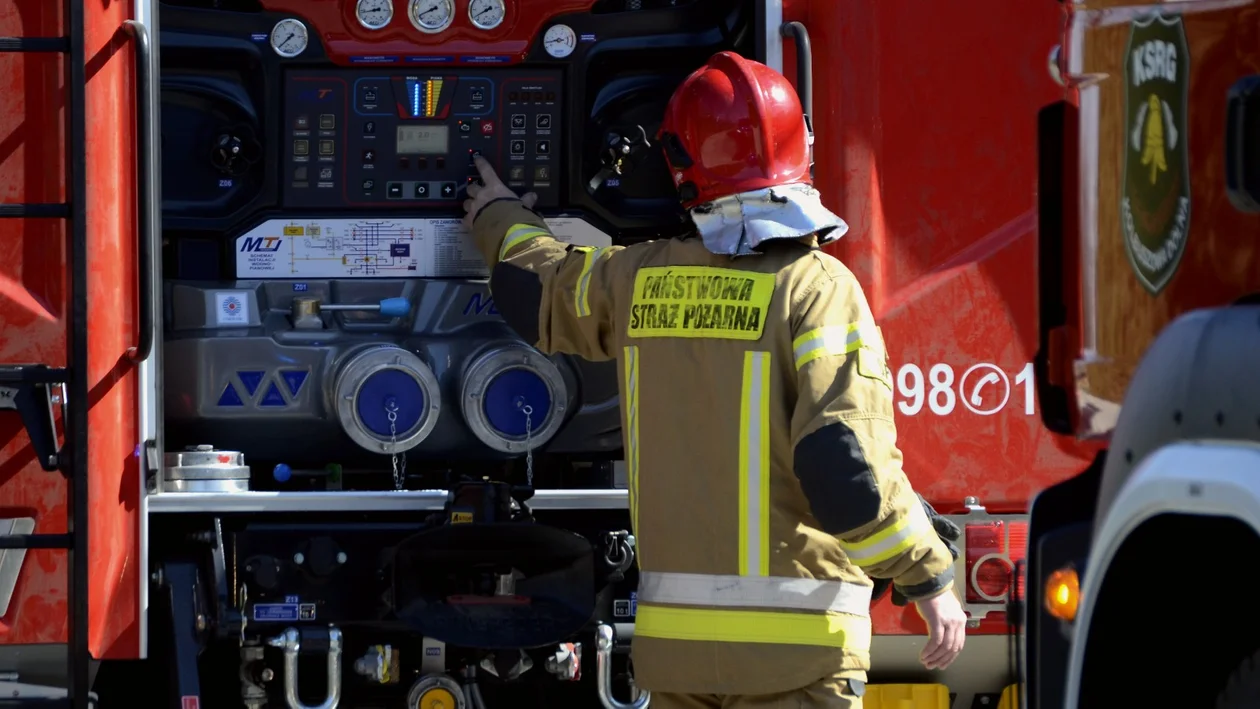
408;0;455;34
356;0;394;30
269;18;308;58
468;0;506;30
543;24;577;58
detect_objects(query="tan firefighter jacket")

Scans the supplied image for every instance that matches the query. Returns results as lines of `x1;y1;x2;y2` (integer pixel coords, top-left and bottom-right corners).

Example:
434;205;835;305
469;197;956;695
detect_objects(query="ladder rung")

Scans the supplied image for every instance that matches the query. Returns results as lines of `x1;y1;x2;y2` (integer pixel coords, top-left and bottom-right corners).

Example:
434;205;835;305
0;204;69;219
0;366;68;384
0;534;71;550
0;37;70;53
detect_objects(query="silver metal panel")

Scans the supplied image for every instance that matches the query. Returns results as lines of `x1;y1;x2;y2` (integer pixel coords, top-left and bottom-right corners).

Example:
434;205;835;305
147;488;629;513
0;517;35;617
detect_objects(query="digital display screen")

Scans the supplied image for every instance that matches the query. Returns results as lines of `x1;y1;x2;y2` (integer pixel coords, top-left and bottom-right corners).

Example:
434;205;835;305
396;125;449;155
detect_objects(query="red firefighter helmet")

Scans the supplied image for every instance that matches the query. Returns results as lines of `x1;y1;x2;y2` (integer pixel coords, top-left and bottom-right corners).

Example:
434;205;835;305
658;51;811;209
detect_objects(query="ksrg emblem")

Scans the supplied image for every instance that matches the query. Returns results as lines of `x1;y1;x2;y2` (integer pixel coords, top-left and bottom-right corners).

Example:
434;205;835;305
1121;13;1191;295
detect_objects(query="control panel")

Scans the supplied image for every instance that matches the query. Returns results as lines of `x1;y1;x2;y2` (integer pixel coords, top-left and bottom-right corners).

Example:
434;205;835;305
283;69;563;210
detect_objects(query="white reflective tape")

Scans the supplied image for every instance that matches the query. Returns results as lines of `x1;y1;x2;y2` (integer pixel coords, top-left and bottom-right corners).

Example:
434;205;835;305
840;502;933;568
739;351;771;577
499;224;547;261
637;571;872;617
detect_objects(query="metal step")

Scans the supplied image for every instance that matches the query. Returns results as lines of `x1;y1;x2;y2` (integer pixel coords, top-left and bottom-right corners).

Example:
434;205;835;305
0;366;68;385
0;37;70;53
0;204;71;219
0;535;71;551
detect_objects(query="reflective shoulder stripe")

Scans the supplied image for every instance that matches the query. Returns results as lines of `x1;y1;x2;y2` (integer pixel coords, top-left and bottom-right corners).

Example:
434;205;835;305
635;604;872;650
636;571;872;617
574;247;609;318
838;502;932;568
792;321;878;370
499;223;549;261
622;345;641;560
738;351;771;577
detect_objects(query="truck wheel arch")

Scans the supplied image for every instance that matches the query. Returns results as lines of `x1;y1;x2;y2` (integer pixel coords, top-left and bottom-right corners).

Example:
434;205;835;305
1063;305;1260;707
1073;512;1260;707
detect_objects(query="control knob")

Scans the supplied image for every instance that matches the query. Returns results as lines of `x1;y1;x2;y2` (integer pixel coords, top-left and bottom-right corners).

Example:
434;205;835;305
211;129;262;177
587;125;653;193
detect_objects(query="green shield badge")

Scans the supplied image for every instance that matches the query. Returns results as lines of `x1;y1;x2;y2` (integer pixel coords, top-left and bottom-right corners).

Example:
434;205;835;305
1121;13;1191;295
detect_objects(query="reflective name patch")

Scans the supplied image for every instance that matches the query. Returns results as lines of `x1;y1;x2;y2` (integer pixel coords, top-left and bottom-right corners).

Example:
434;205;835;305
627;266;775;340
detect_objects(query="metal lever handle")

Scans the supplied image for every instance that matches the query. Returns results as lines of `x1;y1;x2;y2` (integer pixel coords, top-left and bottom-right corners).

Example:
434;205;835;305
318;297;411;317
123;19;160;364
290;297;411;329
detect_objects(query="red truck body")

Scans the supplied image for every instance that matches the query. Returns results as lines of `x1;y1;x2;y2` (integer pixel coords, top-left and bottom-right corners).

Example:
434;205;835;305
0;0;1103;702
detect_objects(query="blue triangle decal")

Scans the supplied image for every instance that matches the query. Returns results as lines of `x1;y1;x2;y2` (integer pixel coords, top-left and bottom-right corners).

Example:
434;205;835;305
237;370;265;397
280;370;309;398
259;381;287;407
217;382;244;407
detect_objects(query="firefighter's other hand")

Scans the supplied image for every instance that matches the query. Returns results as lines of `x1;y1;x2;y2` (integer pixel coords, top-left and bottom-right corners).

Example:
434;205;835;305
914;588;967;671
463;156;539;229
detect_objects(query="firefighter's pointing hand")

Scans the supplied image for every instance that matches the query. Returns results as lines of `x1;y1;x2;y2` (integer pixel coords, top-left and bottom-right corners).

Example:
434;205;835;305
462;156;538;231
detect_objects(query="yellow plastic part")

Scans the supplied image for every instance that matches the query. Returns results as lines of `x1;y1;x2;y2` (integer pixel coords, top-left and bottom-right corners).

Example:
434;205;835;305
863;683;951;709
416;687;458;709
998;683;1021;709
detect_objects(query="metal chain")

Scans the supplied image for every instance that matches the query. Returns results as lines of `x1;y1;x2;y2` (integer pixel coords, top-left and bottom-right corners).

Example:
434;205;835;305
386;400;406;491
239;583;248;647
522;404;534;486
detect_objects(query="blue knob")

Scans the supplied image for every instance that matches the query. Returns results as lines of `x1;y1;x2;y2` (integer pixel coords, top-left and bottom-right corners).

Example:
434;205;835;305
273;463;292;483
378;298;411;317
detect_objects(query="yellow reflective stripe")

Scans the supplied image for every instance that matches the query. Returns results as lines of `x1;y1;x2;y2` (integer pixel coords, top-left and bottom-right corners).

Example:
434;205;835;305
793;322;878;370
574;247;608;318
623;346;641;559
635;604;872;650
738;351;771;577
839;502;932;568
499;223;548;261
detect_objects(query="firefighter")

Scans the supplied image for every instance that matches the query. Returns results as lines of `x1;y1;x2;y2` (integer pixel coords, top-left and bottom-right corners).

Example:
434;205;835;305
461;51;966;708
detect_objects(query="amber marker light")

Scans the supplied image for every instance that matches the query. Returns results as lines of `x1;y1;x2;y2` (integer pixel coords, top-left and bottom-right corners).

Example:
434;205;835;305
1044;567;1080;622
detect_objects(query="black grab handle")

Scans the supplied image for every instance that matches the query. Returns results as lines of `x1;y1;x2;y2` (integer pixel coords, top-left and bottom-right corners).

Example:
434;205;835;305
779;21;813;129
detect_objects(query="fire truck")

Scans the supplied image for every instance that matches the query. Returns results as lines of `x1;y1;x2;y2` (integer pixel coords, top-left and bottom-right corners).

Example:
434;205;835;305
1023;1;1260;707
0;0;1091;707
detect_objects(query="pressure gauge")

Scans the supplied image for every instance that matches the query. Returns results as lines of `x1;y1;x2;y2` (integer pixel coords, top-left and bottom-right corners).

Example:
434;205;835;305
356;0;394;30
468;0;506;30
543;24;576;59
409;0;454;34
269;18;308;58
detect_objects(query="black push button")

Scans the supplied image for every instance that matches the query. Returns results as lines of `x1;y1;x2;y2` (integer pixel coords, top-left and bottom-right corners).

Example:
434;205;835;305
414;183;429;198
387;182;403;199
439;182;456;199
510;140;525;155
536;114;552;129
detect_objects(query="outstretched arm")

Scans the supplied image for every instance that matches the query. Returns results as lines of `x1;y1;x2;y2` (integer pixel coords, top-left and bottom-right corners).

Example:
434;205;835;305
462;156;632;361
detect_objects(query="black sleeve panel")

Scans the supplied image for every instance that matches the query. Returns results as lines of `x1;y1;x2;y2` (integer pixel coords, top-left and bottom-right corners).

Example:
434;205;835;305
792;421;883;536
894;565;956;603
489;261;543;345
